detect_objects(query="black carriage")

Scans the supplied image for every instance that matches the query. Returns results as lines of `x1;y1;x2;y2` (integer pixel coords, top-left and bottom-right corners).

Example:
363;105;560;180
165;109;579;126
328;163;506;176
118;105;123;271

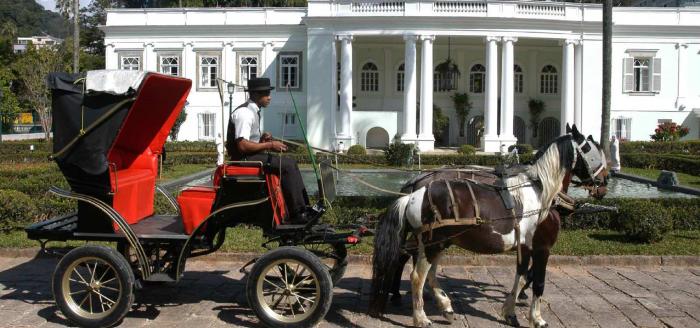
25;71;368;328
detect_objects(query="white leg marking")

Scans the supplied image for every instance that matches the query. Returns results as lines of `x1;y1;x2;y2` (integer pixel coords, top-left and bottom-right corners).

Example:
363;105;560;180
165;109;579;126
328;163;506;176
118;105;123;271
501;272;524;325
426;252;454;322
411;241;433;327
529;295;548;328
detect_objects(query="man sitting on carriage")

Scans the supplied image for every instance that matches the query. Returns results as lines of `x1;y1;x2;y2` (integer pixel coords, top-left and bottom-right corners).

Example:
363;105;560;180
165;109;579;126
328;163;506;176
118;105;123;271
225;77;319;224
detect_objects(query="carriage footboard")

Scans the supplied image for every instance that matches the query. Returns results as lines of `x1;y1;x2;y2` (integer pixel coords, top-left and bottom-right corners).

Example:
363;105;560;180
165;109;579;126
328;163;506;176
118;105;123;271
25;213;79;242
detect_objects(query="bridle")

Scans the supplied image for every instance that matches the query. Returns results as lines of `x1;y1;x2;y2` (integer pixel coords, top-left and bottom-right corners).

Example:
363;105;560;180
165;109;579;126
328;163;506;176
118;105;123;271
570;136;607;190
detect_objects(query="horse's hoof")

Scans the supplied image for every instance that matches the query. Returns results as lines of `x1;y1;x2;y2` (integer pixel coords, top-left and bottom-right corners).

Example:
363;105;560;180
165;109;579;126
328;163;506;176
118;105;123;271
518;290;529;300
442;310;455;322
390;293;402;306
504;314;519;327
529;319;548;328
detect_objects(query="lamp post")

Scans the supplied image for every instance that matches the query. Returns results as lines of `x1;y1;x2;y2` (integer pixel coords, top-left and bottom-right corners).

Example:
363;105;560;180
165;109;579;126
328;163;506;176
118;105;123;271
227;82;235;122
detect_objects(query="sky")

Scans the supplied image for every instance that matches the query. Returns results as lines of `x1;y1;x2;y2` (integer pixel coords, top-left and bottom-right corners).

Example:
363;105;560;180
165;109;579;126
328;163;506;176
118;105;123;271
36;0;92;12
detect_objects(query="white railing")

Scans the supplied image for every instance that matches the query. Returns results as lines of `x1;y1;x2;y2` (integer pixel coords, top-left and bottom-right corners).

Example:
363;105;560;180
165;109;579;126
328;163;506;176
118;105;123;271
434;1;487;14
351;1;405;13
516;3;565;16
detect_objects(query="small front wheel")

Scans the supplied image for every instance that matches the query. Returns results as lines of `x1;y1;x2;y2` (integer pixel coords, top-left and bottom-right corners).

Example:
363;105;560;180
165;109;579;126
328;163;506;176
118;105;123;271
246;246;333;328
53;245;135;328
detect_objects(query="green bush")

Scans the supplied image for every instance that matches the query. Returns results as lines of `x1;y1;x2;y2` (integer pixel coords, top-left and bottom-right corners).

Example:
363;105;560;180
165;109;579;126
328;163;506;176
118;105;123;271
0;140;52;155
384;141;415;166
508;144;534;155
347;145;367;156
0;190;38;232
617;200;672;243
620;140;700;155
621;153;700;176
457;145;476;155
164;141;217;152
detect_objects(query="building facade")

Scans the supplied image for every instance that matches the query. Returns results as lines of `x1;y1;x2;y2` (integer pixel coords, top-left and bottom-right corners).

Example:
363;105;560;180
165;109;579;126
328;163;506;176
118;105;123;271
14;36;63;54
103;1;700;152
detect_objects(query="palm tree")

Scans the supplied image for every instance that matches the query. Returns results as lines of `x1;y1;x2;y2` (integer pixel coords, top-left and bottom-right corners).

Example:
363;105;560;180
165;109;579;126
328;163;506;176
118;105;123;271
57;0;80;73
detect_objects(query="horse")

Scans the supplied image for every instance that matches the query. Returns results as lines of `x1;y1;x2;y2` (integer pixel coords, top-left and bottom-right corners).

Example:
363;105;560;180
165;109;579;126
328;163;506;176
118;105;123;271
369;125;608;328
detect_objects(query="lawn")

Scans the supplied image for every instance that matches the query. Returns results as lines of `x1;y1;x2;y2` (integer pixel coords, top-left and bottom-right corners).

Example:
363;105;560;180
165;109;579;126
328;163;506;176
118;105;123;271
6;227;700;256
621;167;700;189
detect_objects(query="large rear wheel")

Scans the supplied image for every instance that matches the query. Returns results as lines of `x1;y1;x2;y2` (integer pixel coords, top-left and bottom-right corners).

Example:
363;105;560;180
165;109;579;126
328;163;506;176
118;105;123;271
246;246;333;328
53;245;134;328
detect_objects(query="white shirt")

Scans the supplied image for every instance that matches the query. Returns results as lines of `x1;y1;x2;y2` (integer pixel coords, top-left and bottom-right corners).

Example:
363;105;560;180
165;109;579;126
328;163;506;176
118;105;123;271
231;100;262;143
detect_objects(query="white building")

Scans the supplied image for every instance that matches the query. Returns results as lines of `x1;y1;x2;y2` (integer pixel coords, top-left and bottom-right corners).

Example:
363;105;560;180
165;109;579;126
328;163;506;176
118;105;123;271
14;35;63;54
103;1;700;152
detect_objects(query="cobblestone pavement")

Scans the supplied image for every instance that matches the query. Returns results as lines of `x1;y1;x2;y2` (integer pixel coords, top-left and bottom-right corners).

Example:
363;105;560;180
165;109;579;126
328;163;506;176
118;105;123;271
1;255;699;327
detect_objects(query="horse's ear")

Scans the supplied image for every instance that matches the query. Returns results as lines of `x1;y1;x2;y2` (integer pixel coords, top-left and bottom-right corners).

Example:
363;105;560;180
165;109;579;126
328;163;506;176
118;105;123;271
571;124;581;137
566;123;572;134
587;135;594;141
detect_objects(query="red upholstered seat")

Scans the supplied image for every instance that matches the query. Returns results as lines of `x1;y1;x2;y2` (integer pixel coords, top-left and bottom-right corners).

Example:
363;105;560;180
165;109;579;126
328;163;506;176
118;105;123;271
177;186;217;234
106;73;191;228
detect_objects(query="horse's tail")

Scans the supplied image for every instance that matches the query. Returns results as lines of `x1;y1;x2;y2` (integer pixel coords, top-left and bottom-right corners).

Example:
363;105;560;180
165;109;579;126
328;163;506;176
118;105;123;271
369;194;410;317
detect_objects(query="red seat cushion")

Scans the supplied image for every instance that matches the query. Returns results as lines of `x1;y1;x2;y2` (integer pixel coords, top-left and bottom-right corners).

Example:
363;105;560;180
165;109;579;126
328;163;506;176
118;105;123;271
111;168;156;226
212;164;262;187
177;186;217;235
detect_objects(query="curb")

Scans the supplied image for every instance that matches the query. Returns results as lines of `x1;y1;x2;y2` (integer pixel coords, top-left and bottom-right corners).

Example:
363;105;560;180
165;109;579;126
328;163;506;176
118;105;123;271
4;248;699;267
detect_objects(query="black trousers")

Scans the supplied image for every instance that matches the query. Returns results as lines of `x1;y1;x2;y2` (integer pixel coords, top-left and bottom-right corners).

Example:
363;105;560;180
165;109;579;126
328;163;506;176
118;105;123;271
243;153;309;217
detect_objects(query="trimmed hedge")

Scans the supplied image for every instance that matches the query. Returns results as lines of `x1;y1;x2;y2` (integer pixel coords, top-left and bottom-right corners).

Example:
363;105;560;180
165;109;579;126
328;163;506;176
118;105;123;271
620;140;700;155
0;190;38;232
347;145;367;156
458;145;476;155
163;141;217;152
621;153;700;176
0;141;52;155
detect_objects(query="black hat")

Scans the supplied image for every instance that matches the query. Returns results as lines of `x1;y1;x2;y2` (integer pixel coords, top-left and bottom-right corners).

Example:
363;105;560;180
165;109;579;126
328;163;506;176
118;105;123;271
246;78;275;92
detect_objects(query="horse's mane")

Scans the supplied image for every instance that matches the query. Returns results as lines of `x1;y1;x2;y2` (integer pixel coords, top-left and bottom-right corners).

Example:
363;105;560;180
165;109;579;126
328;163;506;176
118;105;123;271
507;134;575;223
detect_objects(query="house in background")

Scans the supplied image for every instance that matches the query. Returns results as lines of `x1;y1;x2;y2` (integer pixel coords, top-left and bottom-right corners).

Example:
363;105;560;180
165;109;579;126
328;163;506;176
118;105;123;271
103;0;700;152
13;35;63;54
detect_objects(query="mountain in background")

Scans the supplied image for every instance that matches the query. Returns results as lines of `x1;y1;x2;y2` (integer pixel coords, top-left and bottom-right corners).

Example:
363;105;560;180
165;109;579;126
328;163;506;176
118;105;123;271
1;0;68;38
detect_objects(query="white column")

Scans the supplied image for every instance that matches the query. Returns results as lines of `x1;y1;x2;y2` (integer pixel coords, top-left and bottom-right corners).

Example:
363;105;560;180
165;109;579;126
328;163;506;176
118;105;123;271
482;36;500;152
676;43;688;109
561;39;576;134
499;37;517;149
183;42;194;80
143;42;155;71
418;35;435;151
223;42;235;83
105;43;116;69
574;42;583;129
401;34;419;143
337;35;354;145
330;38;338;140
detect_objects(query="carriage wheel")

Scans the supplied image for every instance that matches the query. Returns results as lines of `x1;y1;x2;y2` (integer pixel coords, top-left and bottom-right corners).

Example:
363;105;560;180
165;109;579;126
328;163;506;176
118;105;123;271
53;245;134;328
301;243;347;285
247;246;333;328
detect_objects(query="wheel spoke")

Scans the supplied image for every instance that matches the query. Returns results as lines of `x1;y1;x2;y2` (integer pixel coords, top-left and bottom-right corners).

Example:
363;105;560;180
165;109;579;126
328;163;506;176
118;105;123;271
294;293;316;303
72;268;89;285
89;292;93;314
101;277;117;285
263;278;285;291
293;294;308;313
283;263;289;288
101;285;120;292
289;295;295;317
97;264;111;283
93;290;116;306
78;292;90;308
296;275;314;287
70;289;88;296
69;277;89;286
98;293;106;312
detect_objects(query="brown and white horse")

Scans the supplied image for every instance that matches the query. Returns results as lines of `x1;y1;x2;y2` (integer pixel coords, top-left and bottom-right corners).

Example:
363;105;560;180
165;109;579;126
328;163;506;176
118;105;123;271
369;125;608;328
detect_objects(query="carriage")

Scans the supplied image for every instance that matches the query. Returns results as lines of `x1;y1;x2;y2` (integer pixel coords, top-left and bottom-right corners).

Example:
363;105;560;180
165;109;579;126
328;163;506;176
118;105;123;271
25;71;369;328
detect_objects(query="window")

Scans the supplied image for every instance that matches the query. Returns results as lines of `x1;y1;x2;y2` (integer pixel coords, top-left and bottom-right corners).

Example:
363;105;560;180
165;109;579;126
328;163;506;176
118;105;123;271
396;63;405;92
612;117;632;141
434;69;458;92
278;52;301;89
198;54;219;89
540;65;558;94
159;55;180;76
623;57;661;93
198;113;216;140
239;54;258;87
469;64;486;93
361;62;379;92
120;55;140;71
514;65;524;94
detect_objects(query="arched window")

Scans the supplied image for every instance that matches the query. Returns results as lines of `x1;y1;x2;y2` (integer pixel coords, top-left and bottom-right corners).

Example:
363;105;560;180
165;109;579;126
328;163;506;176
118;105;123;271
540;65;558;94
396;63;405;92
469;64;486;93
361;62;379;92
514;65;524;93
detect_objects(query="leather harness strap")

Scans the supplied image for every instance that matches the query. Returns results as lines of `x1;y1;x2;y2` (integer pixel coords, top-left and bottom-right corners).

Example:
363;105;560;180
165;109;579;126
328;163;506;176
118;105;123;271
444;179;460;220
465;181;480;221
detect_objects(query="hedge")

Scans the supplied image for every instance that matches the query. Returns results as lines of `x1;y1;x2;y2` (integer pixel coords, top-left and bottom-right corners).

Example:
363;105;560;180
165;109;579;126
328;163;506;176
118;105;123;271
621;153;700;176
620;140;700;155
0;141;52;155
164;141;217;152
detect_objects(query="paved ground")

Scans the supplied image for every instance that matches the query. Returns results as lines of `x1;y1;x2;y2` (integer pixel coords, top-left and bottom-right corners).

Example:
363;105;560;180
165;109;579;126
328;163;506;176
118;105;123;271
1;255;699;327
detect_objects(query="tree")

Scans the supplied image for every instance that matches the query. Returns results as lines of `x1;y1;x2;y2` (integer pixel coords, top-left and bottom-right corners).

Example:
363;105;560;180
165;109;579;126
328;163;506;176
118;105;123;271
0;22;18;65
601;0;612;158
451;92;471;137
13;45;69;140
57;0;80;73
0;68;21;134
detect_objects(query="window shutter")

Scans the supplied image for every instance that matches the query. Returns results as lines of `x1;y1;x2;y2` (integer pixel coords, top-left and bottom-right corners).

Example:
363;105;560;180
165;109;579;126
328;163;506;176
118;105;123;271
197;114;204;140
623;58;634;92
652;58;661;92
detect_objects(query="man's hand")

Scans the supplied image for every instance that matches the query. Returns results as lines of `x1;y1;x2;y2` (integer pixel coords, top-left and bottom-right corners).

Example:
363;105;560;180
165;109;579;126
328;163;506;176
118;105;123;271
269;141;287;152
260;132;272;143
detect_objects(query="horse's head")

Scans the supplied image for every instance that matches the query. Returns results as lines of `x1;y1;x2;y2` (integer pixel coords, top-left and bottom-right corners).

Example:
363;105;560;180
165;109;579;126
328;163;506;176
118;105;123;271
566;124;608;199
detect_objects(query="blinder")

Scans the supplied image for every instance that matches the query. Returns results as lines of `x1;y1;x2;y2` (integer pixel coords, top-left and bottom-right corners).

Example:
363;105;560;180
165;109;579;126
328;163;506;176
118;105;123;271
571;138;606;185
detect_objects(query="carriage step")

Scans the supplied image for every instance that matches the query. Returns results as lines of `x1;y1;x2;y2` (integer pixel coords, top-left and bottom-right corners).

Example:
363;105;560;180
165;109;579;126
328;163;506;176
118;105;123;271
145;273;176;282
